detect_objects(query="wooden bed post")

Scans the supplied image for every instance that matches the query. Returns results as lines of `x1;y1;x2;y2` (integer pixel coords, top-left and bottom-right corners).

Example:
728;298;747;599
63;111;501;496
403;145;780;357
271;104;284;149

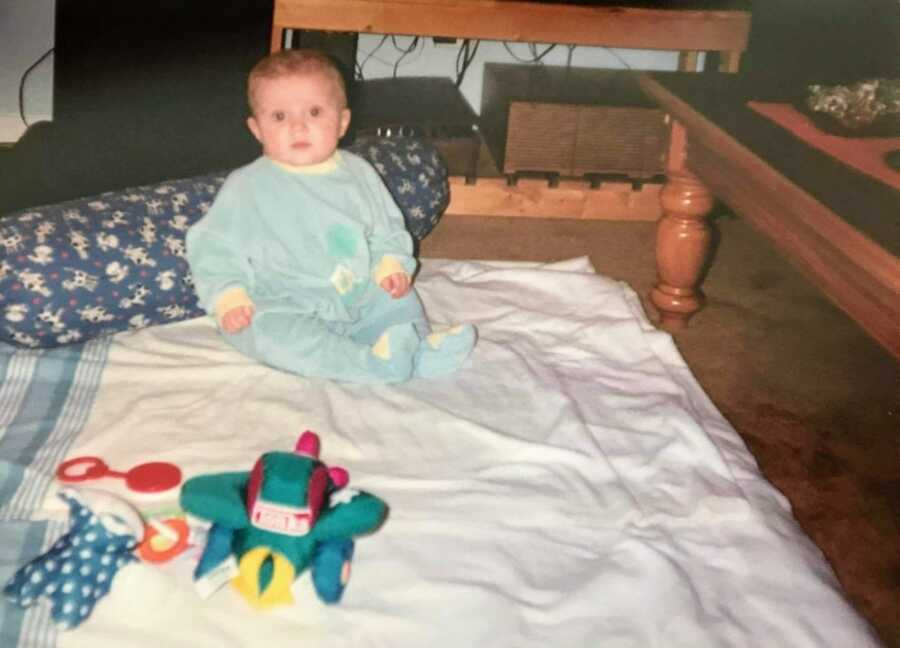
651;120;714;329
271;25;286;52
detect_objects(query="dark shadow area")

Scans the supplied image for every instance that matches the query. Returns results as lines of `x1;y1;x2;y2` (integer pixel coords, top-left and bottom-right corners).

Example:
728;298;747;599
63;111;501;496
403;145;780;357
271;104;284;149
0;0;272;214
739;0;900;100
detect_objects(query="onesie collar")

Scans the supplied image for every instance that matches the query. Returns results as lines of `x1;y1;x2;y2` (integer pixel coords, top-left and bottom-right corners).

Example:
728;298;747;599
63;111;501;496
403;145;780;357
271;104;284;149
270;152;341;175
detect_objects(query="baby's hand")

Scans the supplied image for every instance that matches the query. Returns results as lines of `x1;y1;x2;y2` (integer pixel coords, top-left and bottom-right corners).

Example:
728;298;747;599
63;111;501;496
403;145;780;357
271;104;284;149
221;305;255;333
380;272;411;299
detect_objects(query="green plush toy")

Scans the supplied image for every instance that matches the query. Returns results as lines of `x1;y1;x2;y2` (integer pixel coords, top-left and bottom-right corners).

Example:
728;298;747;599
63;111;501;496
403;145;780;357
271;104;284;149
180;431;387;609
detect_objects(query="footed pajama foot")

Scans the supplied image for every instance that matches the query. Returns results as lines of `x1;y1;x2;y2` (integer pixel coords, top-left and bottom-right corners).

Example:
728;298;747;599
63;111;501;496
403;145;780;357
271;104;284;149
369;322;420;383
414;324;476;378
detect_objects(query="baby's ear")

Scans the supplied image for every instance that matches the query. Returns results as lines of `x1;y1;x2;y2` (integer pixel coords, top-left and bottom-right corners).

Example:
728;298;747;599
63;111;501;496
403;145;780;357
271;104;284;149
339;108;351;138
246;116;263;143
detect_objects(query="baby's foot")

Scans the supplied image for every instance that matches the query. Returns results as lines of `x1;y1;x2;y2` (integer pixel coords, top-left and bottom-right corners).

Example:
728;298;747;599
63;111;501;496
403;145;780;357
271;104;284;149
369;322;420;383
413;324;476;378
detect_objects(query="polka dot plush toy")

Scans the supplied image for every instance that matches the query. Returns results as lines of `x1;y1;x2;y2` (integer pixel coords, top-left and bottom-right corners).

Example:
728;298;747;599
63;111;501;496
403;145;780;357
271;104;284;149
3;488;144;630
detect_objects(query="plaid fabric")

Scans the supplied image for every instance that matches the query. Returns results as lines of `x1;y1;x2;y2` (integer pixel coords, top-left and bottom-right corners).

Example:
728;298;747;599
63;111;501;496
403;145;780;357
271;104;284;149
0;337;112;647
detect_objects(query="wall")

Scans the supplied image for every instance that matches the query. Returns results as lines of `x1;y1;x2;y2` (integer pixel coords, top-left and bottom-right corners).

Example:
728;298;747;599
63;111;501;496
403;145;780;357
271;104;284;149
0;0;55;142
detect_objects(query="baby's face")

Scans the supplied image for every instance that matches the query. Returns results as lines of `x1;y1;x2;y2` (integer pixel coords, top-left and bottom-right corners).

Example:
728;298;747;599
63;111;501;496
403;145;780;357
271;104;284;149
247;71;350;167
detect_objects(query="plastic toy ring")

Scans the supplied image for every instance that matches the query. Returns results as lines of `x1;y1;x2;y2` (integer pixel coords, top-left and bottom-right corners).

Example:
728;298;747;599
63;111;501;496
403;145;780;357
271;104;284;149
138;517;191;563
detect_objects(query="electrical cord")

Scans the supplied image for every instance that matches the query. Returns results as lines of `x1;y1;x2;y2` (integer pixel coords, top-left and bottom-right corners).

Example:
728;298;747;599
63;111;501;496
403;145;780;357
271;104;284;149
356;35;389;81
455;39;480;87
603;47;632;70
529;43;556;63
18;47;54;126
390;36;421;78
502;42;556;64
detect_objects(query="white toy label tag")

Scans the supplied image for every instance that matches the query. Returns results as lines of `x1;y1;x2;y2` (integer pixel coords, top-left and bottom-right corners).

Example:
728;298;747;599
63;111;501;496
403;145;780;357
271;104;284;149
194;554;239;600
250;499;311;536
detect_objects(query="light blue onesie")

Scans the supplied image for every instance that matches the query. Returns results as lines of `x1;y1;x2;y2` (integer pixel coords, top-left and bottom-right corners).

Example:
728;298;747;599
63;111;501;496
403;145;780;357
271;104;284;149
185;152;474;383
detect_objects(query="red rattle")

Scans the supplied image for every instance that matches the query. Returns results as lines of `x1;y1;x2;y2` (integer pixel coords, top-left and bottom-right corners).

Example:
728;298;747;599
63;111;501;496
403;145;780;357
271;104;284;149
56;456;182;494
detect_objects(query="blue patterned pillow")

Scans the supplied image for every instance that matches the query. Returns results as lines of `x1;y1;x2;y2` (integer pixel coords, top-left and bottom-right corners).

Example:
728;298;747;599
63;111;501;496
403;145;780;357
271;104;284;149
353;137;449;241
0;138;448;348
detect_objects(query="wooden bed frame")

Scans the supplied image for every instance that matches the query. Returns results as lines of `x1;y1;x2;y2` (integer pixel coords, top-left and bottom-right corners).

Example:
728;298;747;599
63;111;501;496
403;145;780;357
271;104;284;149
638;73;900;358
270;0;751;72
268;0;757;329
269;0;751;219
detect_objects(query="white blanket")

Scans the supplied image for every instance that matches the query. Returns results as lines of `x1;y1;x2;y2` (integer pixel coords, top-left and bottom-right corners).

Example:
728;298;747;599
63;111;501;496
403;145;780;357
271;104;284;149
1;258;879;647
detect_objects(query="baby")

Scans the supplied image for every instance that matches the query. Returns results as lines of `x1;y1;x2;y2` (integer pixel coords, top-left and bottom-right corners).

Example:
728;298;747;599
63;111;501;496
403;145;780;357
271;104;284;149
185;49;475;383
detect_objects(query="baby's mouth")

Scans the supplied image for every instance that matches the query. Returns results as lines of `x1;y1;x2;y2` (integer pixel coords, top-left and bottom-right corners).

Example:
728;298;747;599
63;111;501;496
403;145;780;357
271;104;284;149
291;142;310;149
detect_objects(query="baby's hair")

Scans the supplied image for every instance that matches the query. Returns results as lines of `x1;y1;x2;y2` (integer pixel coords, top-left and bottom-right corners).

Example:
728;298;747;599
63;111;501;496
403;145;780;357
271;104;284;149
247;49;348;115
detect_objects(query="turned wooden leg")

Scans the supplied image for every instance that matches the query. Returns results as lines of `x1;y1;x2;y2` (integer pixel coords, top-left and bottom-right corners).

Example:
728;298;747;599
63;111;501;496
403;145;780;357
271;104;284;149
651;167;714;330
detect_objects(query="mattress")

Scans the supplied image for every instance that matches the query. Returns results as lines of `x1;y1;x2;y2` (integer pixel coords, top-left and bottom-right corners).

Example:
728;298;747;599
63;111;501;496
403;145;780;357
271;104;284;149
0;257;880;647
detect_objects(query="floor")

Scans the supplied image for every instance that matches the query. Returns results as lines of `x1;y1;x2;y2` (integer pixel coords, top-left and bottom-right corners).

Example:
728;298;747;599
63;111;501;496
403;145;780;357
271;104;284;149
420;211;900;647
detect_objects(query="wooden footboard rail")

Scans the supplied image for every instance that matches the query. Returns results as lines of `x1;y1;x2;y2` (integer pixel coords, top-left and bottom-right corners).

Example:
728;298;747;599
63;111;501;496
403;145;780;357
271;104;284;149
445;176;662;221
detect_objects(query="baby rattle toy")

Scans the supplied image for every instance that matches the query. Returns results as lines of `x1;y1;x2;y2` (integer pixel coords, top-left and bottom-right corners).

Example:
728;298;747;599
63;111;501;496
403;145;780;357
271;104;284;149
56;455;182;494
179;430;387;609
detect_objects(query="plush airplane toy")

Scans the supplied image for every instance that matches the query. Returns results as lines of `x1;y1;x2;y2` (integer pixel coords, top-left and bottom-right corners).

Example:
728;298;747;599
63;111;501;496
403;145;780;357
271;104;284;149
180;430;387;609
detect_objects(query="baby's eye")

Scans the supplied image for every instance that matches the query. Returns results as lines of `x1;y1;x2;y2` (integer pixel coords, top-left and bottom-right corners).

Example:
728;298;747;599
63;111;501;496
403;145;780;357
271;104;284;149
309;106;322;118
273;111;286;122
